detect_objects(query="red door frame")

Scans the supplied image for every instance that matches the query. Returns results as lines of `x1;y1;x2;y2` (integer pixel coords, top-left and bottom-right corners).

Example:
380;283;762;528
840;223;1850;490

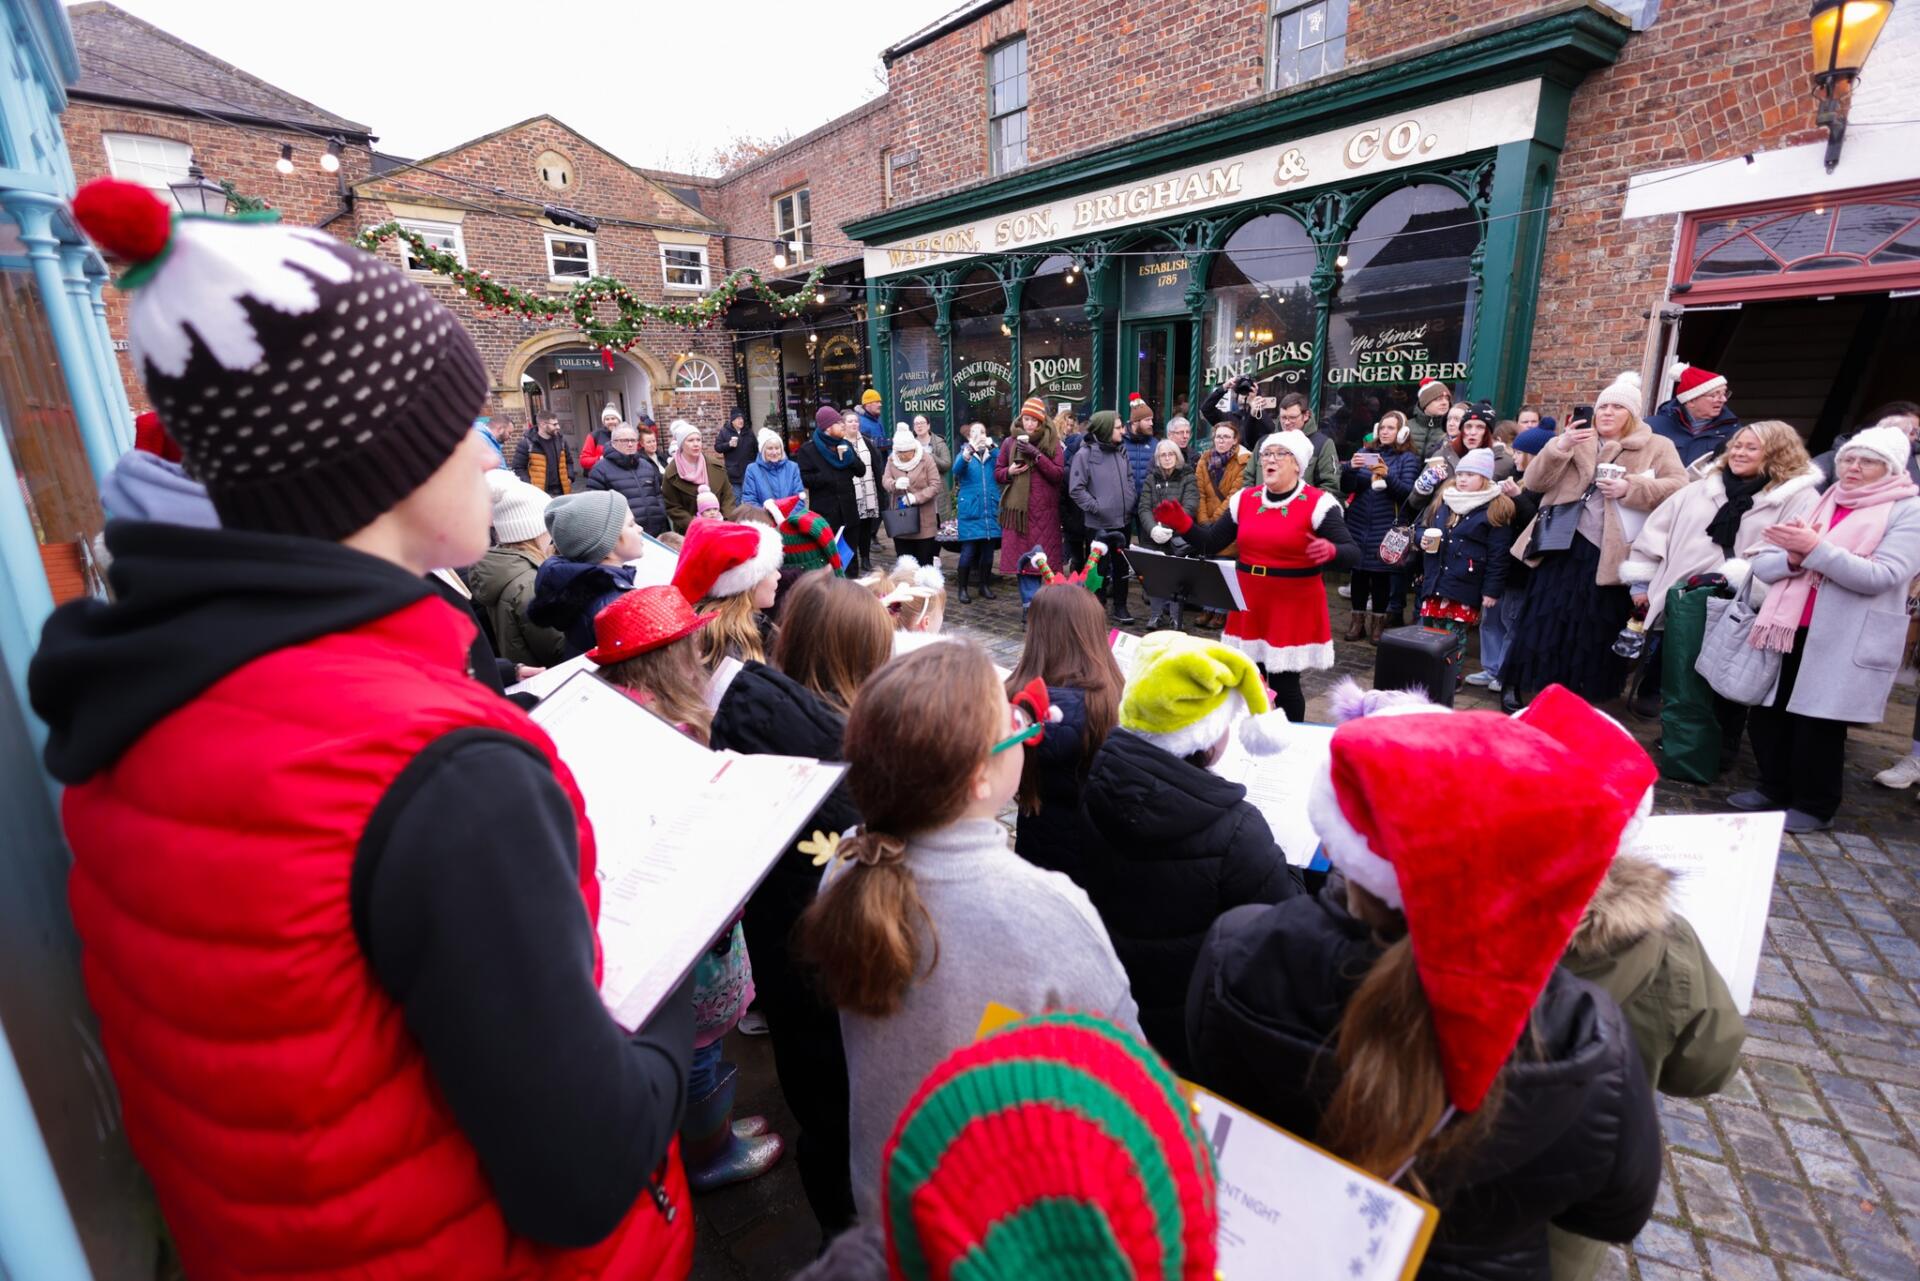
1672;178;1920;304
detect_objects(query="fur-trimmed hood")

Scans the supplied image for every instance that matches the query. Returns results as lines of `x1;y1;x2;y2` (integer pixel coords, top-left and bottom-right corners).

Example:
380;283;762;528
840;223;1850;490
1567;856;1673;960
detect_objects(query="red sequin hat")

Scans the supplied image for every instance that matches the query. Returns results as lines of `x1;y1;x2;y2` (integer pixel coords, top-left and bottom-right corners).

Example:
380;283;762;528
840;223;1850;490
587;585;716;665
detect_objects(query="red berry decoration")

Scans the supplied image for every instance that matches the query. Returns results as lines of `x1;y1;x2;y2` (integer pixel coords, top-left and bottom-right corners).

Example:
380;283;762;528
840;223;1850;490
71;178;173;265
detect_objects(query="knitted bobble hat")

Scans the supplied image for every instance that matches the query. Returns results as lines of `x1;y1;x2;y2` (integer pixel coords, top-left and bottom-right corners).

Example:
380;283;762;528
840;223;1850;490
767;495;844;573
1120;632;1291;758
879;1011;1217;1281
1836;424;1913;477
1594;370;1644;416
1416;378;1451;412
1129;394;1154;424
1456;448;1498;480
544;490;629;563
893;425;918;456
488;475;551;544
71;178;486;541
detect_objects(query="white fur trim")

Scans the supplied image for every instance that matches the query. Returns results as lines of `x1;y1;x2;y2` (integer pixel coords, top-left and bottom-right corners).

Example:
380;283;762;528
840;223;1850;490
1720;557;1751;592
707;523;783;599
1308;766;1403;910
1675;373;1727;404
1310;490;1340;528
1256;430;1314;471
1238;707;1292;756
1130;701;1239;761
1616;559;1659;585
1223;635;1335;672
131;223;354;378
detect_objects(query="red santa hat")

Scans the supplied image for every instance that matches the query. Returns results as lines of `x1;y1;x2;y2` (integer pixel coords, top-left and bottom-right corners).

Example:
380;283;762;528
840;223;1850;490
671;518;782;604
133;410;183;463
1306;684;1657;1112
1668;361;1727;405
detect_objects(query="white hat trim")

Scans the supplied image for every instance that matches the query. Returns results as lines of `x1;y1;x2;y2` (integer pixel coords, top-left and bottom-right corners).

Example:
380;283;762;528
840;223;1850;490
707;523;783;599
1132;700;1240;762
1676;373;1727;404
1256;430;1314;471
1308;765;1404;910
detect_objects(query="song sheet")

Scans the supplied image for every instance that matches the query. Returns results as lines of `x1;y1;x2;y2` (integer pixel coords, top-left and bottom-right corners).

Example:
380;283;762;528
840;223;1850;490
1622;811;1785;1014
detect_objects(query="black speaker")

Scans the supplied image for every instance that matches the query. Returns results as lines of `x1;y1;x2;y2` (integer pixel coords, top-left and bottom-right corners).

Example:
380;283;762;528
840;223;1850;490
1374;625;1459;707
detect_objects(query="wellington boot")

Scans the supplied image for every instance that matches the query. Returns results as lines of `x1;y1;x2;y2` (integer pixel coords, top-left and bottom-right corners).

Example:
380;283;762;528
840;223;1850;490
679;1063;785;1193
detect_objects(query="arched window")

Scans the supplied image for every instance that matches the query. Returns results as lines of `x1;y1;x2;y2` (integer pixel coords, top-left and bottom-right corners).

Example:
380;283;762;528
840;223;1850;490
1203;213;1316;393
1019;253;1091;412
949;267;1013;434
673;356;721;392
1322;182;1476;443
889;281;945;433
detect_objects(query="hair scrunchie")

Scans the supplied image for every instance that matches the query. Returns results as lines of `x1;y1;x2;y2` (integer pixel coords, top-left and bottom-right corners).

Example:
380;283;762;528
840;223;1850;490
838;830;908;868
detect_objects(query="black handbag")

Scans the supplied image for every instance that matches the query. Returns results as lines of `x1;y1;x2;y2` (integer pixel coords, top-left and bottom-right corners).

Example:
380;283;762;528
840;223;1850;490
882;501;922;537
1530;487;1590;555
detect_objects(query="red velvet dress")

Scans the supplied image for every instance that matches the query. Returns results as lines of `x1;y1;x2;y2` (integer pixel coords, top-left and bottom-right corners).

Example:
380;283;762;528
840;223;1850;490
1223;484;1340;672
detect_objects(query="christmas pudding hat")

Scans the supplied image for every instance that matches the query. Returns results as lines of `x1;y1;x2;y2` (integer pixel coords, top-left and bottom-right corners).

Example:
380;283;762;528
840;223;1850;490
764;495;847;574
1307;684;1657;1112
70;179;486;541
879;1010;1217;1281
672;517;783;604
1119;631;1292;758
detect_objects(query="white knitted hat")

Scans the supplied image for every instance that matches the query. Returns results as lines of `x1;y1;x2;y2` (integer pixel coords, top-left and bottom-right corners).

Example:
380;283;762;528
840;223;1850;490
1255;429;1314;471
489;475;551;544
1837;424;1913;478
1594;370;1644;416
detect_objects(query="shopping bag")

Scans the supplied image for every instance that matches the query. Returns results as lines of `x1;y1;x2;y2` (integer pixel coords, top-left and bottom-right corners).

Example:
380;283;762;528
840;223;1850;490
1695;575;1781;706
1658;580;1727;783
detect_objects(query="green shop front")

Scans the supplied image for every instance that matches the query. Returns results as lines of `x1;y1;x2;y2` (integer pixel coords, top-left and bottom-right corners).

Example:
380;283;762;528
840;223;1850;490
848;5;1628;450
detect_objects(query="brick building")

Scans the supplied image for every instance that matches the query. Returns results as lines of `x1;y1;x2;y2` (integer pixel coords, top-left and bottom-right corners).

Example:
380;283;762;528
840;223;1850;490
64;2;376;412
349;116;736;451
845;0;1918;450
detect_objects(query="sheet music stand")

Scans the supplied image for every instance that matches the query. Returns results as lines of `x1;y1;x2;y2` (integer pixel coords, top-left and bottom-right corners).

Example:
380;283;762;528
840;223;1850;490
1128;546;1244;615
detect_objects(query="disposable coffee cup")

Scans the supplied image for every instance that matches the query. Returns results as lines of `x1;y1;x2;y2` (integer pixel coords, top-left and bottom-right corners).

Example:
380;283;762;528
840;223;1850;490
1596;462;1626;484
1420;526;1443;554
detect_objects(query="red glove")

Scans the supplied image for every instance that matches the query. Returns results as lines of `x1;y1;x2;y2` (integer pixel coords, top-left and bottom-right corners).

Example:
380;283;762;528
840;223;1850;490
1154;500;1193;534
1304;536;1337;566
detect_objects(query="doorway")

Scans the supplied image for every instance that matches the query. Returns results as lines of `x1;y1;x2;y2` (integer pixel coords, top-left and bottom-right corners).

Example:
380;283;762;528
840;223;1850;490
1120;319;1192;428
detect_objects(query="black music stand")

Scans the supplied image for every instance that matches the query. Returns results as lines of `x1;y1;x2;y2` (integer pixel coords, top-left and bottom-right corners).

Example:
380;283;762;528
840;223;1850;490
1128;546;1245;616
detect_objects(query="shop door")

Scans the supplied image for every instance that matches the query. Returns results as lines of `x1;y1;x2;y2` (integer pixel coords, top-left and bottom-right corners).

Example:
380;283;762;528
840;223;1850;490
1120;320;1190;427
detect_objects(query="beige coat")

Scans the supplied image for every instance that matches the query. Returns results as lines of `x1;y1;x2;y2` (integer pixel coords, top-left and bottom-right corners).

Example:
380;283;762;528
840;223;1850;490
882;448;942;541
1512;421;1686;585
1618;464;1824;627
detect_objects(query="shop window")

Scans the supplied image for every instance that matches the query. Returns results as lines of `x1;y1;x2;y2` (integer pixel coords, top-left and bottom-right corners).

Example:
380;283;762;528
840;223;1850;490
1268;0;1347;91
890;281;946;434
103;133;191;189
774;188;813;264
1203;213;1317;394
1680;192;1920;298
673;356;721;391
950;268;1014;434
660;245;709;290
546;233;596;280
987;37;1029;177
1020;253;1092;412
1322;182;1476;444
397;219;464;271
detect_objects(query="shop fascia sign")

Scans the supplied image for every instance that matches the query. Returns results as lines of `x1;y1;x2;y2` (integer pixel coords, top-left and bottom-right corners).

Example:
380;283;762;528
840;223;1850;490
867;79;1542;279
1327;322;1465;386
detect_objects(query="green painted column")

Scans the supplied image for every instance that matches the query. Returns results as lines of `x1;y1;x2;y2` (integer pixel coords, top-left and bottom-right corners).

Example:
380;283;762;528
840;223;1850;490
1470;138;1560;416
1002;272;1024;408
870;283;895;423
1183;260;1210;426
934;275;957;457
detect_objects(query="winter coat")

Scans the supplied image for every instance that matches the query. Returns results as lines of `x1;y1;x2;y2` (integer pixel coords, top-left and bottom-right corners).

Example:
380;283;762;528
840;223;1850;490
854;407;889;465
1407;408;1452;461
1749;496;1920;724
740;457;804;509
922;433;953;520
1135;459;1199;537
1814;430;1920;489
1011;686;1105;884
1078;728;1302;1074
1068;440;1138;535
579;426;610;475
1513;422;1687;585
881;448;941;541
1123;435;1157;507
713;420;758;489
1187;887;1662;1281
1647;398;1742;469
582;449;671;535
795;436;868;540
951;444;1002;542
661;456;736;533
1550;857;1747;1281
1412;503;1516;605
467;544;566;668
511;429;575;496
1305;430;1340;494
1617;464;1824;627
995;437;1067;574
1194;447;1252;559
526;557;636;659
1340;450;1422;572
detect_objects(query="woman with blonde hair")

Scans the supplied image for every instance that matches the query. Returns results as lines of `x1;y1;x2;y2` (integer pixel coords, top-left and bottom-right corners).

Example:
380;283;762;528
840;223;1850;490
1191;420;1253;629
670;519;783;670
863;555;946;637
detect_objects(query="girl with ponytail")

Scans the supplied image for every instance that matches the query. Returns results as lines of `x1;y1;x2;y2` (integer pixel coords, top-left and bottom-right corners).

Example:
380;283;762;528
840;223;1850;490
800;640;1139;1224
1186;686;1663;1279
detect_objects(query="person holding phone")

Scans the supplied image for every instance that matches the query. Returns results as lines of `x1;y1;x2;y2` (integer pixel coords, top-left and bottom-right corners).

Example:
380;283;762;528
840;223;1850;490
1340;411;1422;639
1499;371;1685;712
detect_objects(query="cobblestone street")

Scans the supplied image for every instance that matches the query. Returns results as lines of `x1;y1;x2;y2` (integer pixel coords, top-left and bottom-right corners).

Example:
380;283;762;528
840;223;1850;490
692;560;1920;1280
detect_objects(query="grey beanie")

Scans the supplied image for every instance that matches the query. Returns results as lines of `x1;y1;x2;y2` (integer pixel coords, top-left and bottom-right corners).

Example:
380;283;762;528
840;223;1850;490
544;490;629;562
1456;448;1498;481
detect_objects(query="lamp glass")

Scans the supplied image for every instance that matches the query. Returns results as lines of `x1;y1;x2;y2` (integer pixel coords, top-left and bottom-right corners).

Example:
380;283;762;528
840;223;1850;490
168;167;227;216
1810;0;1894;78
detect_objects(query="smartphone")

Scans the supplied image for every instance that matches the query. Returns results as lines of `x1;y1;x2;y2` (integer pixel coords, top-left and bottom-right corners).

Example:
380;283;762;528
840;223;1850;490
1569;405;1594;429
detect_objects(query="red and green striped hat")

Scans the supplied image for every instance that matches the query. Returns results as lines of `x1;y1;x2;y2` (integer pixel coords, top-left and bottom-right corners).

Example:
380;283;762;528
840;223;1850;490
878;1011;1217;1281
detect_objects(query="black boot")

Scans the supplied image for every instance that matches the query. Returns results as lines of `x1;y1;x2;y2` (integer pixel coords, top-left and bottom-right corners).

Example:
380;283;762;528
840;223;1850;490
1109;581;1136;625
1501;684;1525;714
976;562;996;599
956;576;971;604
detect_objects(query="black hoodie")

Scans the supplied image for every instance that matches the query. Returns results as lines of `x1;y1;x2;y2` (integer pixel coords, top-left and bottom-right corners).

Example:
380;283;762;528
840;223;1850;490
29;521;693;1246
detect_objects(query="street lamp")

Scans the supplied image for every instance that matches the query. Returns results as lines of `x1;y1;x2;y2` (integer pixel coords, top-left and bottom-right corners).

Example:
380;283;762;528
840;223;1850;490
167;163;228;216
1810;0;1896;172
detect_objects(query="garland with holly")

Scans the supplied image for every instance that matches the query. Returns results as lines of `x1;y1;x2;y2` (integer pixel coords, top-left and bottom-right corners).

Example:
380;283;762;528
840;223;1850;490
353;220;830;365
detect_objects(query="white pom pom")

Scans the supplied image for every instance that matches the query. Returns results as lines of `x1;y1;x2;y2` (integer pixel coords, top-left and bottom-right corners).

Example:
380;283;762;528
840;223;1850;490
1667;360;1692;381
1617;370;1643;389
1238;707;1292;757
1089;539;1109;556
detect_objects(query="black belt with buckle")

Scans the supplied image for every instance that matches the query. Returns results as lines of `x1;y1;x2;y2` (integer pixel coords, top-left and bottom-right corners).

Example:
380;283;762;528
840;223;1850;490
1236;560;1318;579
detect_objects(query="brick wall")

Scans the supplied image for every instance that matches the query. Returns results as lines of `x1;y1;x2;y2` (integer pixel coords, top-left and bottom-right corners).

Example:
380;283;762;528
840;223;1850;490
64;101;372;412
353;117;737;451
1525;0;1818;412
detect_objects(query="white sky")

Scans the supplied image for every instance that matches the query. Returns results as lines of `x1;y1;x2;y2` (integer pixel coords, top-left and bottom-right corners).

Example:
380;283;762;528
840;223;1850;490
87;0;964;172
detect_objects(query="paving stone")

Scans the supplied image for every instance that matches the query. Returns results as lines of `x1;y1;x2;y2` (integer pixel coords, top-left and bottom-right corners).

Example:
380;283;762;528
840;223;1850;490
1807;1008;1907;1045
1653;1175;1680;1220
1781;1122;1874;1198
1815;1188;1920;1278
1634;1261;1701;1281
1662;1110;1723;1160
1632;1218;1701;1269
1755;1207;1843;1269
1778;1264;1848;1281
1717;1068;1763;1108
1703;1238;1781;1281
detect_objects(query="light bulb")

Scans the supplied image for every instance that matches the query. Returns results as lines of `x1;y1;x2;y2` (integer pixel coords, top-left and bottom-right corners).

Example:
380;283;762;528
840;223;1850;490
773;249;788;269
276;144;294;175
815;290;826;303
1335;253;1350;270
320;138;342;173
877;303;887;313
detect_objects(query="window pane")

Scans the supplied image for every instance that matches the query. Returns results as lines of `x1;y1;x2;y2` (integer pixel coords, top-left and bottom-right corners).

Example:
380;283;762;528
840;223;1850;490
797;189;811;226
1870;218;1920;265
1833;202;1920;256
1300;2;1327;50
1692;235;1775;279
1749;210;1832;264
105;134;192;189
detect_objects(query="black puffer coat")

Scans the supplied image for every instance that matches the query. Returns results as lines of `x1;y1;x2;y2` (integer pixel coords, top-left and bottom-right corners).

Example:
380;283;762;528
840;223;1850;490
1341;450;1422;572
1012;686;1104;883
1076;727;1301;1074
708;662;855;1234
1186;887;1662;1281
581;449;670;535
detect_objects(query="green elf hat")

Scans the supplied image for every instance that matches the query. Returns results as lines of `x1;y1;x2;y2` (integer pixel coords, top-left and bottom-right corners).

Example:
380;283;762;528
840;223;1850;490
1119;632;1293;758
879;1011;1218;1281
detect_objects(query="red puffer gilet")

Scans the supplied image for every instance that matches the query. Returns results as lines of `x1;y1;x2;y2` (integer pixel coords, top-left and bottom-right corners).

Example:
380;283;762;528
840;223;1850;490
60;596;692;1281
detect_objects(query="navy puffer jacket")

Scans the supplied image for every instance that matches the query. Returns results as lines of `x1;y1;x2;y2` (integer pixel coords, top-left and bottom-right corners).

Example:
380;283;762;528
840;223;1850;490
1341;450;1422;572
581;450;670;535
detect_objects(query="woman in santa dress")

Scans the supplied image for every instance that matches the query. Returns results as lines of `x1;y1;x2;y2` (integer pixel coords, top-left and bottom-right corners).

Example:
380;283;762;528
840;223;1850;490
1151;429;1358;722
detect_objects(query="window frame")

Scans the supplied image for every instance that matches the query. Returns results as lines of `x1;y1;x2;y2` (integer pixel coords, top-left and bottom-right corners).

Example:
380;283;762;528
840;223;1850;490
1267;0;1348;92
1672;180;1920;303
773;188;813;264
396;219;466;272
986;35;1029;178
102;133;193;190
673;355;722;392
544;232;598;281
659;243;710;291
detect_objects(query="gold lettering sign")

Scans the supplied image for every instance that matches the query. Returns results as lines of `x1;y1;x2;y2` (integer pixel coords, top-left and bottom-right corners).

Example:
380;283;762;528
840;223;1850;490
1073;164;1243;232
884;227;982;268
1344;118;1440;170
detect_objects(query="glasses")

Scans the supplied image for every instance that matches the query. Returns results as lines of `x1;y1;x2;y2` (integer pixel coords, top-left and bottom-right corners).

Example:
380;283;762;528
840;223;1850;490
990;703;1044;754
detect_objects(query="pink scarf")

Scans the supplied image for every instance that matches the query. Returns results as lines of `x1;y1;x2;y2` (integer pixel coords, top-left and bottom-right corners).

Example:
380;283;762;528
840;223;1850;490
674;445;707;485
1750;473;1918;652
